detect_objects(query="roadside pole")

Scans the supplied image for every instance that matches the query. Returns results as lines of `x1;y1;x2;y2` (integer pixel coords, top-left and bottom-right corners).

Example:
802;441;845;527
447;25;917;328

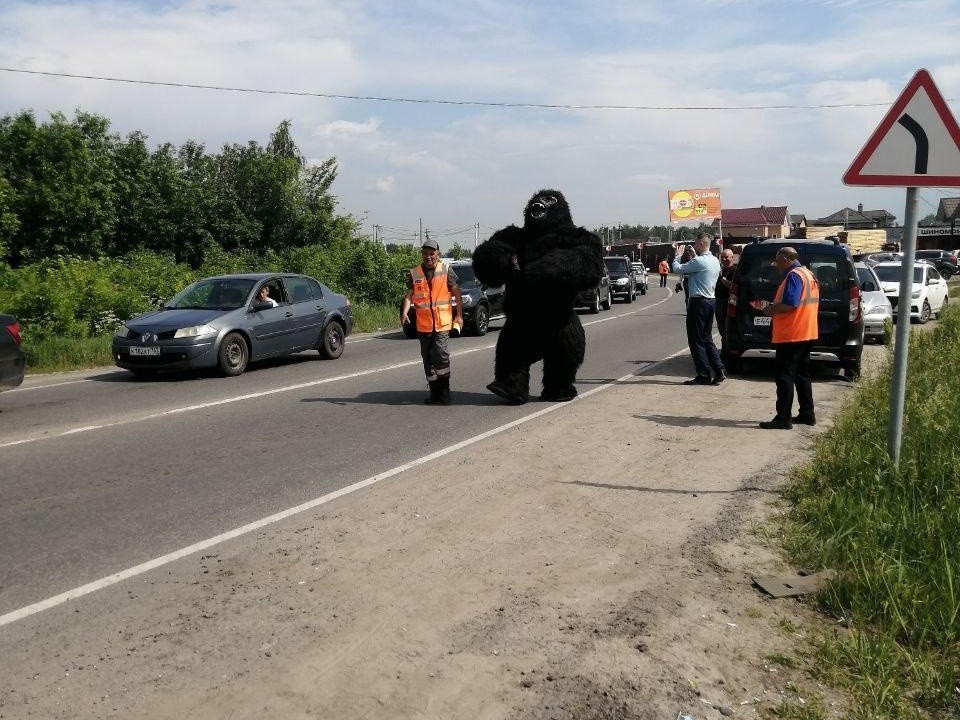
887;188;918;464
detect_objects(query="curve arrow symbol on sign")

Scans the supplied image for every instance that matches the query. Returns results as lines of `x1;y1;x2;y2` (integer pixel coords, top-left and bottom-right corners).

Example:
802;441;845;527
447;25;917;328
897;113;928;174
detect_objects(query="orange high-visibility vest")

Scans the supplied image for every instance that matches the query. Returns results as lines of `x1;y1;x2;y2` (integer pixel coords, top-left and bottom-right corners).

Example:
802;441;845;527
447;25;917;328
410;263;454;333
658;260;670;274
772;265;819;343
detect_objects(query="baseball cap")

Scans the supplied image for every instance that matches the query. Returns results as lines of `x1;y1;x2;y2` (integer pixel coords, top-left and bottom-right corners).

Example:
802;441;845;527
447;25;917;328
421;238;440;251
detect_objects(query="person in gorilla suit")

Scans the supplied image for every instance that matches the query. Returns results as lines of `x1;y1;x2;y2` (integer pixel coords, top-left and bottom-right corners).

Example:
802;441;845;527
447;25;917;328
473;189;604;404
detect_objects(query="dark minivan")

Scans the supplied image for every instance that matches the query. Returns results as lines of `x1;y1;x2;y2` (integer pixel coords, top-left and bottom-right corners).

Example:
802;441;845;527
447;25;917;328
723;240;864;379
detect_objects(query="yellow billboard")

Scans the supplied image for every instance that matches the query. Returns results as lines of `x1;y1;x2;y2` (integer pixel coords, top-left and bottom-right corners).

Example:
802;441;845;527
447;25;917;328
667;188;722;222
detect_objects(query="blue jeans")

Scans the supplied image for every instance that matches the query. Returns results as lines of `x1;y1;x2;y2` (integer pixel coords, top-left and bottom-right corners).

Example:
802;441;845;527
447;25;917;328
686;297;724;379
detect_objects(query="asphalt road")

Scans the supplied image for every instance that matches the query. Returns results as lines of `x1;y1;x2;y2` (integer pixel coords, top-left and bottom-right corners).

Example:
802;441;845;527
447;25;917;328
0;289;691;617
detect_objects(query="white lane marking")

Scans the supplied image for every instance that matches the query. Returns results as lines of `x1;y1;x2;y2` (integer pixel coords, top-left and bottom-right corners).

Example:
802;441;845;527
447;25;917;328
0;352;688;629
0;294;677;449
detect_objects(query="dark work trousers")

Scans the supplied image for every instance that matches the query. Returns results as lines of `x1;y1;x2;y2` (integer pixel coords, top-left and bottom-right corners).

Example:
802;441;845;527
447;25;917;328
714;302;728;355
686;297;724;380
773;340;814;420
659;273;668;288
418;331;450;381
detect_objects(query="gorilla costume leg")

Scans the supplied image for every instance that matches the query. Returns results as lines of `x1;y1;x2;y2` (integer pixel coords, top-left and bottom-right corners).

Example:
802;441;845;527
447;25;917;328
540;314;585;402
488;319;542;404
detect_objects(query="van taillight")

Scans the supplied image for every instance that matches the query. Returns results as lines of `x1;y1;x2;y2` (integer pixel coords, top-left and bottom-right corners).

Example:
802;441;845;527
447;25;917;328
727;283;739;317
4;321;22;346
849;284;861;323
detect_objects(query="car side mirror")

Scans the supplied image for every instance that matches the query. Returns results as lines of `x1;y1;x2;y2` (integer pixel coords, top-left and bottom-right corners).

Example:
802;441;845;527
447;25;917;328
927;278;937;285
250;301;273;312
861;281;876;292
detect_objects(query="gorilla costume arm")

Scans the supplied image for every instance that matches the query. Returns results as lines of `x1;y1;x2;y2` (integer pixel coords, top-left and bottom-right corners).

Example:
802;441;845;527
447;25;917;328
520;227;604;291
473;225;525;287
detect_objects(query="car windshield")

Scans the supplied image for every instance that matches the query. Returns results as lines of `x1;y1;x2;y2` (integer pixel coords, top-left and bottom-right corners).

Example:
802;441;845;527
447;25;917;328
604;258;629;273
166;278;256;310
855;266;877;286
738;252;850;298
915;251;939;258
452;264;476;283
873;265;923;284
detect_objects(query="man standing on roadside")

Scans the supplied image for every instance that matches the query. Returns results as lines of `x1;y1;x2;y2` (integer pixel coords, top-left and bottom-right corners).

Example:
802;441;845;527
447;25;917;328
752;246;819;430
714;249;736;355
401;238;464;405
672;233;725;385
658;257;670;288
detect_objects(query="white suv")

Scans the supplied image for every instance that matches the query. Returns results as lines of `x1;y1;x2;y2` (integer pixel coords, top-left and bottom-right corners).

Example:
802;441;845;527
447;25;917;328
872;261;949;324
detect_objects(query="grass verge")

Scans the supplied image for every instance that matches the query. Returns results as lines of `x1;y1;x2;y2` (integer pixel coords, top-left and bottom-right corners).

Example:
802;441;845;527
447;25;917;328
782;303;960;719
23;301;401;374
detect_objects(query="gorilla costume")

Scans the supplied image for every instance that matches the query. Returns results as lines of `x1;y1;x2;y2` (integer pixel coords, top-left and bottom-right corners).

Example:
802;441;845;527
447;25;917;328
473;189;604;404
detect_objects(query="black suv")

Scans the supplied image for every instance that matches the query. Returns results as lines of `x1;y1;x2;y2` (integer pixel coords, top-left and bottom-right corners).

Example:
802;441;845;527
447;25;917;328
404;260;505;338
914;249;957;278
1;314;25;393
723;240;864;379
603;256;637;303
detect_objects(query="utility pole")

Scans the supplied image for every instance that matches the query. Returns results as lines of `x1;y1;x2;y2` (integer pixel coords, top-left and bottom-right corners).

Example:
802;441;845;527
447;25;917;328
419;218;423;245
475;222;480;251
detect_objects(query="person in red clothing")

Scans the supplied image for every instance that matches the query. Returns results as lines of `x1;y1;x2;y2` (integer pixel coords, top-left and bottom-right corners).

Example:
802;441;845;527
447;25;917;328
751;247;820;429
657;258;670;288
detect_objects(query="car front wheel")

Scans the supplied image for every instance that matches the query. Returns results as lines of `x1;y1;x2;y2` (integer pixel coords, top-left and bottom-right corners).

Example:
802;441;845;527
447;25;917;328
917;299;931;324
625;285;635;303
319;321;345;359
218;332;249;376
473;304;489;336
590;291;601;314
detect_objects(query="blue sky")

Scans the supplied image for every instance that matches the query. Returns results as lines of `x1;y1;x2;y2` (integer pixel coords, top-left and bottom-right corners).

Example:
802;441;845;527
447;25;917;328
2;0;959;249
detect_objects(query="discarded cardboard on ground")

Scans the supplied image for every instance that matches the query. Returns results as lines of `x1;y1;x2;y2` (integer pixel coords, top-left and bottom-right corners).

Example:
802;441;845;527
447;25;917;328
752;569;836;599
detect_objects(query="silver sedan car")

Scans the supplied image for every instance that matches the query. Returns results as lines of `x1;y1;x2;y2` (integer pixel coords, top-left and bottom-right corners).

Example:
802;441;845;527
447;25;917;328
113;273;353;377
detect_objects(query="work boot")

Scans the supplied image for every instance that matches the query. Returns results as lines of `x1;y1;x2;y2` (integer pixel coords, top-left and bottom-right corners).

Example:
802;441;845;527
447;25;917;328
424;380;443;405
792;413;816;426
759;416;793;430
437;376;452;406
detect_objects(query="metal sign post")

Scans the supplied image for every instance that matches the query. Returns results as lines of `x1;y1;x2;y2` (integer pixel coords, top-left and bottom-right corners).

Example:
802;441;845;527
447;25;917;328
888;188;918;464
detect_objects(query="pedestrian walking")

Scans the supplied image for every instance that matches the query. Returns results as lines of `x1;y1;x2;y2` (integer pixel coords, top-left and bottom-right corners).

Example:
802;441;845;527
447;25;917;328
400;238;464;405
658;258;670;288
672;233;725;385
752;246;820;429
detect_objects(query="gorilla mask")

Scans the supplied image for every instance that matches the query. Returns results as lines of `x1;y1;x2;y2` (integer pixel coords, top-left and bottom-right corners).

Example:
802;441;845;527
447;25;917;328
523;189;572;229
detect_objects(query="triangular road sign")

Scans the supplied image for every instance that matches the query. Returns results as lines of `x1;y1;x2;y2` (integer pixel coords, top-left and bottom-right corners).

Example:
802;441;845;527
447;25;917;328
843;68;960;186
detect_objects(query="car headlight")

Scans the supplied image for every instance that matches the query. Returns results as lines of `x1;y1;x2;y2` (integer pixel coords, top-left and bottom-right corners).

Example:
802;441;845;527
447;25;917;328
115;324;132;338
615;278;628;285
173;324;217;338
459;294;475;307
912;289;921;299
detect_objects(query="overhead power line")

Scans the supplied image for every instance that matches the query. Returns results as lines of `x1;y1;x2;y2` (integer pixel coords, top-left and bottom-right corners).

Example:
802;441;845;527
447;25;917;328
3;66;952;111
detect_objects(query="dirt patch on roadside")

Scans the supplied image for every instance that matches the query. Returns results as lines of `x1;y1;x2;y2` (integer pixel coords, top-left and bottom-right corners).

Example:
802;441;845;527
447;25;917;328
0;353;868;720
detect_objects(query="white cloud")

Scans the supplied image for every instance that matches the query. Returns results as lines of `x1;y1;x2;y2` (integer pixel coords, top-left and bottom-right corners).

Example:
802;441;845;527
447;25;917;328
367;175;396;194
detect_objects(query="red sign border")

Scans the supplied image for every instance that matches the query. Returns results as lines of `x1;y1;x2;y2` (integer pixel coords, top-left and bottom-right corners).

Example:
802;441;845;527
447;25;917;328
843;68;960;187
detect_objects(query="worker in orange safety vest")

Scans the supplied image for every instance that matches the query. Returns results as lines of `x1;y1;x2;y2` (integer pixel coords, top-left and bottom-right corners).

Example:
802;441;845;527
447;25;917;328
750;246;820;430
401;237;464;405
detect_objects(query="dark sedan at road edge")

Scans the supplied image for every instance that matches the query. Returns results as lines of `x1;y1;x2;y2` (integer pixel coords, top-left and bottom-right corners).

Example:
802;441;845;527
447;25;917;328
1;314;25;392
113;273;353;377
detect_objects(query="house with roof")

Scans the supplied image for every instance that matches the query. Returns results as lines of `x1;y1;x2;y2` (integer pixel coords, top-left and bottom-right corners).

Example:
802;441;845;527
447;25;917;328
811;203;896;229
711;206;790;240
789;214;807;235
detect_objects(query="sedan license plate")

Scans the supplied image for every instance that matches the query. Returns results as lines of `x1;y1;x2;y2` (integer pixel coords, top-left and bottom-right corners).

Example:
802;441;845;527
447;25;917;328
129;346;161;356
753;316;772;326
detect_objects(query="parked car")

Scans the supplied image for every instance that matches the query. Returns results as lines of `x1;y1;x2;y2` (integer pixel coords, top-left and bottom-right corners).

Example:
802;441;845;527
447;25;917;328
862;252;903;266
631;262;649;295
603;256;637;303
575;266;612;314
403;260;505;338
723;239;864;379
914;249;958;278
113;273;353;377
1;314;25;392
854;262;893;343
872;261;949;324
